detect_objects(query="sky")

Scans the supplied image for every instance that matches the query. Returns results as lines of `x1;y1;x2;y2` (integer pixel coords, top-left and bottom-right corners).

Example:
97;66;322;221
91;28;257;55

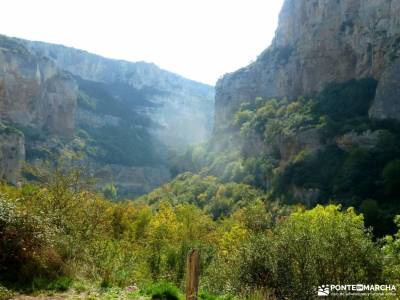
0;0;284;85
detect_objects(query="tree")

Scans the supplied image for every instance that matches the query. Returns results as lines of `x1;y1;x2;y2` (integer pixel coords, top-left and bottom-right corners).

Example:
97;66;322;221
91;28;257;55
382;216;400;291
383;159;400;197
103;183;118;201
235;205;383;299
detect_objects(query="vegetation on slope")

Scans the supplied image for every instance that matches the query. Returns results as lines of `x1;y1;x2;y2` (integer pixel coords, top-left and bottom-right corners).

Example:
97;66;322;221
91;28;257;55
18;77;165;168
0;165;399;299
2;77;400;298
173;78;400;236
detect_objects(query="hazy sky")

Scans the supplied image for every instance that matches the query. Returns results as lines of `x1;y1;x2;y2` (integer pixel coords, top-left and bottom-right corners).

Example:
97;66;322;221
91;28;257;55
0;0;284;85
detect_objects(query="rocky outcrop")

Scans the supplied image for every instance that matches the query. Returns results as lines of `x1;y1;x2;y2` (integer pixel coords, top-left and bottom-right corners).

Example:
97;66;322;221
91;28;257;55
336;130;383;152
0;35;78;136
0;35;77;184
215;0;400;129
277;129;322;165
76;108;120;129
370;57;400;120
0;127;25;185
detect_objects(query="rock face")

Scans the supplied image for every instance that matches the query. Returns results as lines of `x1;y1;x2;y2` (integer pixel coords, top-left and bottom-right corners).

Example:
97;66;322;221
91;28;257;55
215;0;400;129
0;129;25;185
93;164;171;197
277;129;321;165
336;130;383;152
20;40;214;149
0;35;76;184
0;36;78;136
0;34;214;196
370;57;400;120
17;40;214;197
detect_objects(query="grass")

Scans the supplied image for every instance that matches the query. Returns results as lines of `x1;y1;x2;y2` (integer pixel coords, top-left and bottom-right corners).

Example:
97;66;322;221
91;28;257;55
3;280;237;300
144;282;183;300
0;284;14;300
29;276;74;293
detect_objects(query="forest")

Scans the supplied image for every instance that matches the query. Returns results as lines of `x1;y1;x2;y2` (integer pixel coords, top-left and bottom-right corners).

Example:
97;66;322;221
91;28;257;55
0;160;399;299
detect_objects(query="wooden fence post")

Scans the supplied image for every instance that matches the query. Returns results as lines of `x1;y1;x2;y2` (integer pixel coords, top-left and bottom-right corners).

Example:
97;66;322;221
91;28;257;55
186;249;200;300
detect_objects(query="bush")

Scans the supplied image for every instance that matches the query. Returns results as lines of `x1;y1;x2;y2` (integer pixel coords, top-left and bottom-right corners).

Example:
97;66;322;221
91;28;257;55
235;205;383;299
30;276;73;292
277;146;346;202
0;193;62;285
103;183;118;201
0;284;14;300
383;159;400;196
88;239;137;287
199;292;219;300
46;276;73;291
382;216;400;283
145;282;182;300
198;292;234;300
313;78;378;123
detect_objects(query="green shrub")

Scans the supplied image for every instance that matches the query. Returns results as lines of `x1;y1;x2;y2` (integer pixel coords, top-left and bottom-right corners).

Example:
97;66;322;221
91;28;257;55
0;122;23;137
0;284;14;300
277;146;346;202
199;291;219;300
199;291;234;300
0;193;61;285
383;159;400;196
47;276;73;291
103;183;118;201
313;78;377;123
89;239;137;288
145;282;182;300
30;276;72;292
77;91;96;111
235;205;383;299
382;216;400;283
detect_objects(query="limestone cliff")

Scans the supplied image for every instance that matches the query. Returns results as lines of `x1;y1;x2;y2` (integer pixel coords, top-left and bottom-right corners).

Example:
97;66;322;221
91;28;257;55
0;35;76;185
16;40;214;197
0;35;78;136
0;125;25;185
370;57;400;119
0;34;214;197
215;0;400;130
20;40;214;149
